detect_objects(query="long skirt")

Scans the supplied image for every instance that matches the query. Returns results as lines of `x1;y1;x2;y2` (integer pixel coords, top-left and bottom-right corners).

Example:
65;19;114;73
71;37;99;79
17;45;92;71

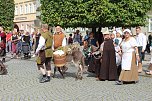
119;52;138;82
12;43;17;53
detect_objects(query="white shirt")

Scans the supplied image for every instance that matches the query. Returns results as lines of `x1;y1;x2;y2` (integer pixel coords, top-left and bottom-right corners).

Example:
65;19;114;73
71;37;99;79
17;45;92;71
136;33;147;51
62;37;67;46
35;36;45;54
121;37;137;53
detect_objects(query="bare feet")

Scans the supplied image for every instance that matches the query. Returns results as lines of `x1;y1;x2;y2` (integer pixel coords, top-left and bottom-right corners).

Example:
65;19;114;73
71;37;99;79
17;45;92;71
138;69;143;73
96;77;100;81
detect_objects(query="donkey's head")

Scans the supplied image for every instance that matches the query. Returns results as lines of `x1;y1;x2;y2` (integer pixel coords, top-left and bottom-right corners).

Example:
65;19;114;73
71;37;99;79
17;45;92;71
71;42;81;51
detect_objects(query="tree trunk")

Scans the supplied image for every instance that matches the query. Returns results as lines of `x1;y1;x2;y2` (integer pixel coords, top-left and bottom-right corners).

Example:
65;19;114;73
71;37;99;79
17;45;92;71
92;27;96;34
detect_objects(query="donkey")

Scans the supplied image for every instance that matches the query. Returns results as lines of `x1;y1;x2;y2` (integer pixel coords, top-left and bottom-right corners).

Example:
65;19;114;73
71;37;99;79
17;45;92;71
66;43;87;80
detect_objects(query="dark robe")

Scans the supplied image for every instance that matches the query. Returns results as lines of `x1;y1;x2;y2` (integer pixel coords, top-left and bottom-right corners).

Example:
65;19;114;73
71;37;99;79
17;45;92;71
0;32;6;57
99;39;117;81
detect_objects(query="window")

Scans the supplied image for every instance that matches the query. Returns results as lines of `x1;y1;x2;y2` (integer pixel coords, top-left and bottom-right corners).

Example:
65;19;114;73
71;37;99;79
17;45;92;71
32;3;35;13
149;18;152;32
25;4;28;14
15;6;18;15
26;24;29;31
21;24;24;30
33;3;36;12
29;4;32;13
20;5;23;14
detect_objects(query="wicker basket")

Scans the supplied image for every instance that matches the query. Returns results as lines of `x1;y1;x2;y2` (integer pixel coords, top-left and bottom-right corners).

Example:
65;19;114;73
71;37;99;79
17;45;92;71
53;54;66;67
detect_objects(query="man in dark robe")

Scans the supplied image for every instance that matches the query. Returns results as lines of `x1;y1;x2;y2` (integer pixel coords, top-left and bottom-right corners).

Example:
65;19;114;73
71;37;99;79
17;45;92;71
98;30;117;81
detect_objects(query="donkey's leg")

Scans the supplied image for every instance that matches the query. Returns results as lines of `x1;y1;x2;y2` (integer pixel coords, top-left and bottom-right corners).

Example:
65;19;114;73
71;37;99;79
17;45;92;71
75;65;83;80
75;65;80;80
79;64;83;80
53;67;56;78
58;67;65;79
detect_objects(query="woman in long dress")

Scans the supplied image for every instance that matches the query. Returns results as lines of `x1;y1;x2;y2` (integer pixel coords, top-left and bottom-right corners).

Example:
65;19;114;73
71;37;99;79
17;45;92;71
116;29;140;85
11;30;19;58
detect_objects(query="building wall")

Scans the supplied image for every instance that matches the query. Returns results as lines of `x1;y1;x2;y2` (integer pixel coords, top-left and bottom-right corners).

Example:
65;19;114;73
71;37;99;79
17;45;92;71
14;0;37;33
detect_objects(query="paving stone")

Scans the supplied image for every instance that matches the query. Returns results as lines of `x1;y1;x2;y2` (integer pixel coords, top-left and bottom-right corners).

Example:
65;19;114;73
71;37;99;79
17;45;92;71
0;54;151;101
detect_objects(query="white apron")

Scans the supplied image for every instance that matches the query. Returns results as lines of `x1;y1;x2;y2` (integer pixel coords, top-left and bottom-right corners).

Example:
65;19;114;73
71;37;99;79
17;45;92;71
121;37;137;70
121;52;132;70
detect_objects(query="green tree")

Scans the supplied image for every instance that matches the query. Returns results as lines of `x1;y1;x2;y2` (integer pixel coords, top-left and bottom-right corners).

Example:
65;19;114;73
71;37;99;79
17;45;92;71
0;0;15;30
40;0;152;28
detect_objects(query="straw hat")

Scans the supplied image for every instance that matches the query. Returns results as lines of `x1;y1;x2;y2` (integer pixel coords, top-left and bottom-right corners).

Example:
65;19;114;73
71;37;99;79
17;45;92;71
102;27;110;35
103;30;110;35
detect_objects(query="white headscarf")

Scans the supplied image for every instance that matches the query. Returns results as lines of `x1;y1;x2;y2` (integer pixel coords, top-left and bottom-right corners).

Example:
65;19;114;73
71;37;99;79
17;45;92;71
123;29;132;35
116;30;122;35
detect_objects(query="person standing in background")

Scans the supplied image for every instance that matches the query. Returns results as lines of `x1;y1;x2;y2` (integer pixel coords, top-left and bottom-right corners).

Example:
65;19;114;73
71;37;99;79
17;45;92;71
6;32;12;53
0;26;6;62
73;30;81;44
33;28;41;57
136;26;147;73
11;29;19;59
115;30;123;45
68;34;73;45
147;33;152;53
84;30;89;41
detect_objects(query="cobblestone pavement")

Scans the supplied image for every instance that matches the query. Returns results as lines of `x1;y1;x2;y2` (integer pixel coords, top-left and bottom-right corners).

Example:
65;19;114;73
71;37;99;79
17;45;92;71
0;54;152;101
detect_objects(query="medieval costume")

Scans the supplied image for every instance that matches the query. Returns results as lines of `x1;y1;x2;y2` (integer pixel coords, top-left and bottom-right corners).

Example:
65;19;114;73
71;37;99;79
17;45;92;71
0;30;6;62
36;29;53;83
116;29;139;85
98;30;117;81
53;26;67;75
53;32;66;50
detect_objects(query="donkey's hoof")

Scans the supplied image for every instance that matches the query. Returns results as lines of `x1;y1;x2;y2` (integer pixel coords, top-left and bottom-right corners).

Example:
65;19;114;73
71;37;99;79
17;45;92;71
76;76;83;80
79;77;83;80
75;78;78;81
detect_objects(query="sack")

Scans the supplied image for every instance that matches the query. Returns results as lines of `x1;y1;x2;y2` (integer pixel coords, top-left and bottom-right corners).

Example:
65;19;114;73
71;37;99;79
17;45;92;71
36;56;41;64
0;60;7;75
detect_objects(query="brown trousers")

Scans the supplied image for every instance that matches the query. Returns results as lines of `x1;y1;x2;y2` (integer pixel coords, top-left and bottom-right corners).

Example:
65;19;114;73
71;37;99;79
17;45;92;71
37;50;51;71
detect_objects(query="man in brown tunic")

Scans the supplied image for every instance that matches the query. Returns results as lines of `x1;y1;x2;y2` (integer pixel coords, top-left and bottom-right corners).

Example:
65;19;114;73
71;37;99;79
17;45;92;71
53;26;67;72
36;24;53;83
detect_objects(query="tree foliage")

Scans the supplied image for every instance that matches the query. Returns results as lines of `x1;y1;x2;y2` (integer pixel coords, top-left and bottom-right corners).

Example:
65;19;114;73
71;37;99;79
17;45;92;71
41;0;152;28
0;0;15;30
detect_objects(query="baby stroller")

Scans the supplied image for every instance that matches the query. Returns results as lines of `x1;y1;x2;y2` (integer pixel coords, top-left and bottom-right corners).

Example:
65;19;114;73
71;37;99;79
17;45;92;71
21;42;31;59
20;35;31;59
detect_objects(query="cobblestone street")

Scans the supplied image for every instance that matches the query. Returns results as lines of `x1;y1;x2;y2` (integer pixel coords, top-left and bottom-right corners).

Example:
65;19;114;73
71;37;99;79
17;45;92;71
0;54;152;101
